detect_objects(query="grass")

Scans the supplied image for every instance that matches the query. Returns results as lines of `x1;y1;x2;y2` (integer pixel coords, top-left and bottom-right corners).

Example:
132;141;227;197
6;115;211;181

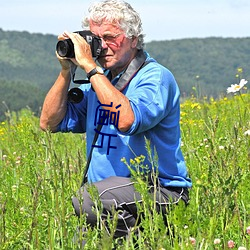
0;92;249;249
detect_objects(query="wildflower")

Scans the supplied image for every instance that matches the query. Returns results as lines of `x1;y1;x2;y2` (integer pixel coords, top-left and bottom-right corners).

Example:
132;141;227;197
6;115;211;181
228;240;235;248
12;185;18;192
227;79;248;93
42;213;48;221
196;179;202;185
237;67;243;73
20;207;25;214
214;238;221;244
191;103;201;109
130;159;135;165
218;145;224;150
134;155;143;164
189;237;196;246
238;247;246;250
246;226;250;235
121;157;126;163
244;130;250;136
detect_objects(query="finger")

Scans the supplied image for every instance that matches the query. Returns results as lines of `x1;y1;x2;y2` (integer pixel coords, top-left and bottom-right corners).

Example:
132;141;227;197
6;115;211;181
65;31;85;43
55;50;65;59
63;30;71;37
57;31;70;40
55;51;79;66
64;30;76;40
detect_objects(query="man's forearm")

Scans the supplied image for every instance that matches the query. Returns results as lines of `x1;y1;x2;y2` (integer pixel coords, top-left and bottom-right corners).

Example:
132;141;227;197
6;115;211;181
40;70;71;132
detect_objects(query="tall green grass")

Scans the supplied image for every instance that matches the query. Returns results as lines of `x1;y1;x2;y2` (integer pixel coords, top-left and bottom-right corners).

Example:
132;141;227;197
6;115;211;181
0;93;249;249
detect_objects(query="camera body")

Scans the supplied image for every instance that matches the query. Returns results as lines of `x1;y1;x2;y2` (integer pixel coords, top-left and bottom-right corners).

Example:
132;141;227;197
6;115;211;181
56;30;102;58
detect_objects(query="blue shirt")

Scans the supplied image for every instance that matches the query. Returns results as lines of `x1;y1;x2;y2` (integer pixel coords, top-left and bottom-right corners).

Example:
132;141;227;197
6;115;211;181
58;52;192;188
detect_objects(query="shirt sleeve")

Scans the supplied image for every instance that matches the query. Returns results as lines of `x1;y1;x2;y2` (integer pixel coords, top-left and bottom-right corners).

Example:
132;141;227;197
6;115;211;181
57;85;89;133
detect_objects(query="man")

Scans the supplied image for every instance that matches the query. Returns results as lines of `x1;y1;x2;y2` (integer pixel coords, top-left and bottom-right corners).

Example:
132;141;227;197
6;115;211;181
40;0;192;241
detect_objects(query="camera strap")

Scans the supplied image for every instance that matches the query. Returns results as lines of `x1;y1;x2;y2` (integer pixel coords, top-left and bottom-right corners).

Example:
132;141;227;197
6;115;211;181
113;49;148;91
81;50;150;186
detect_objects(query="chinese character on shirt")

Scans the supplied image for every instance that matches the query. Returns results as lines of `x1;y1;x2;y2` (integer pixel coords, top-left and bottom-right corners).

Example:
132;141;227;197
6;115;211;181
92;101;121;155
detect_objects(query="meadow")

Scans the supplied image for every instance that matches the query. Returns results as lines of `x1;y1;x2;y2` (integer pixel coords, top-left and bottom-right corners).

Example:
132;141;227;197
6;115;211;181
0;89;249;249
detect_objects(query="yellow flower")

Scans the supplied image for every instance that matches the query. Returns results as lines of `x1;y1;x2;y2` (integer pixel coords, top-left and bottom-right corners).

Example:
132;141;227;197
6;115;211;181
237;67;243;73
135;157;141;164
130;159;135;165
191;103;201;109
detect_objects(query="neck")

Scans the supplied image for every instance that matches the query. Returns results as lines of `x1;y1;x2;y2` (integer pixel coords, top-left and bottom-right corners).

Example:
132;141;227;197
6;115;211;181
111;49;140;79
109;49;147;92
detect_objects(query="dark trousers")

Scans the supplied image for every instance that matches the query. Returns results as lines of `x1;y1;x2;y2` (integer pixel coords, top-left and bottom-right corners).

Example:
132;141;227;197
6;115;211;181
72;176;189;238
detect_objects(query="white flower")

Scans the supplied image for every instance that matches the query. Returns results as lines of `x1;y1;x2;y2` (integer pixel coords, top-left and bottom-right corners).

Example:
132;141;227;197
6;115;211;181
244;130;250;136
238;247;246;250
214;238;221;244
227;79;248;93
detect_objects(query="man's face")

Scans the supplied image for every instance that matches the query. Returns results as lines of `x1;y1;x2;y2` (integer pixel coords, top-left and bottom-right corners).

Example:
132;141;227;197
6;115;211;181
89;20;138;73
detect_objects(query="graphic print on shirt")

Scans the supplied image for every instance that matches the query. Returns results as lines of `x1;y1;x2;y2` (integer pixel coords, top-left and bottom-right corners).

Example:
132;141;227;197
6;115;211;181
92;101;121;155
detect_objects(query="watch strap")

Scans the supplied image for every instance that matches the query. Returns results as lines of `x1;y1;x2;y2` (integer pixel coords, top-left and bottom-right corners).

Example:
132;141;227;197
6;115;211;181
87;68;97;79
87;67;103;80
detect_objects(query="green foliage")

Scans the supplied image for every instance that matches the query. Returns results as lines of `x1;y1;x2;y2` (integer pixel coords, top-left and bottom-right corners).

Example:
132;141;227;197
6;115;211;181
0;28;60;89
0;109;85;249
0;29;61;121
0;93;249;249
0;79;46;121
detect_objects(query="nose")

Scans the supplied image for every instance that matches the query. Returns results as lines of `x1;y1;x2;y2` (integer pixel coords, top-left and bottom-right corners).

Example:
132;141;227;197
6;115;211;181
101;38;108;49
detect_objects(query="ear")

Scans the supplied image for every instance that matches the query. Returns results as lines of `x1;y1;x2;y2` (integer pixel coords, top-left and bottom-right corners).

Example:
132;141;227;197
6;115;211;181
131;36;139;48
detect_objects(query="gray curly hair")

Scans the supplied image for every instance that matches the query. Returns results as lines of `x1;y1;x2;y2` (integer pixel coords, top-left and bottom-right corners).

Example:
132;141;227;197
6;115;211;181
82;0;145;49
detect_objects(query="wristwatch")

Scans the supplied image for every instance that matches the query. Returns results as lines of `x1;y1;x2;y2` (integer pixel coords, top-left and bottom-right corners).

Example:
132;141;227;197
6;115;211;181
87;66;104;80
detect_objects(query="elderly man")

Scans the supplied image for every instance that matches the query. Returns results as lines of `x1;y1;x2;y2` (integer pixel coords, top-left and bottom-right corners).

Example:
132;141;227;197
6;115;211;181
40;0;192;241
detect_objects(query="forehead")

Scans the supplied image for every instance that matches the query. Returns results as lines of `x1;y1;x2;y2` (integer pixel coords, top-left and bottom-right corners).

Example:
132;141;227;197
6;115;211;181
89;20;122;34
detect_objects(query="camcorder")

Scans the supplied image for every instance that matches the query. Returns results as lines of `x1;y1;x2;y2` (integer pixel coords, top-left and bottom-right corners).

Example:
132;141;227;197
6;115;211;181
56;30;102;58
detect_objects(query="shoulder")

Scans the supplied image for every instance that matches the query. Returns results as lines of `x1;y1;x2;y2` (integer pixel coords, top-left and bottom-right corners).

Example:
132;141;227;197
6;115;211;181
139;53;177;86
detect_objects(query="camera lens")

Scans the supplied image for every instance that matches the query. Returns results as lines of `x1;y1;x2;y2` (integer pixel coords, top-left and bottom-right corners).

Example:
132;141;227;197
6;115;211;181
56;39;74;58
68;88;84;103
